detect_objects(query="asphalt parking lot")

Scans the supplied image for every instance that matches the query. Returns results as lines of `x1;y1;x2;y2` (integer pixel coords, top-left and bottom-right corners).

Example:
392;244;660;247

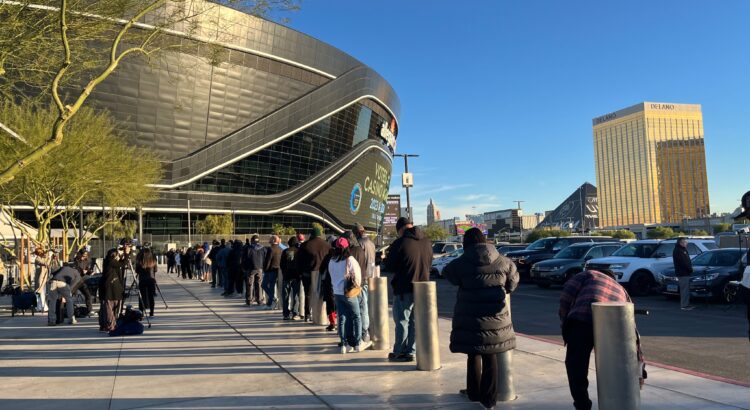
434;278;750;385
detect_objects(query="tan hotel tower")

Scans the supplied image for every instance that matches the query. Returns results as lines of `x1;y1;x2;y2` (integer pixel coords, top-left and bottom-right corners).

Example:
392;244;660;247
593;102;710;228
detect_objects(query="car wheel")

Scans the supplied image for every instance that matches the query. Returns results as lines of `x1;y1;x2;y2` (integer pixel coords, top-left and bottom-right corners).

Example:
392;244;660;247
723;283;737;304
629;271;654;296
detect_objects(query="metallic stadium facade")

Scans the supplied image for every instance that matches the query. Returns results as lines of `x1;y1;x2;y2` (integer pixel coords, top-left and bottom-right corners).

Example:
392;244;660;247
79;3;400;235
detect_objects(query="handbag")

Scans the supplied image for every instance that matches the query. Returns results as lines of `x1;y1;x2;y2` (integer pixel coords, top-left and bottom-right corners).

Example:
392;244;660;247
344;275;361;298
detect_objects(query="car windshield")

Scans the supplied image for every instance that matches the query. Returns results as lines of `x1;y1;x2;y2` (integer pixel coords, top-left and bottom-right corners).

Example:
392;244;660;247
432;244;445;253
651;243;676;258
555;246;589;259
527;238;554;250
612;243;658;258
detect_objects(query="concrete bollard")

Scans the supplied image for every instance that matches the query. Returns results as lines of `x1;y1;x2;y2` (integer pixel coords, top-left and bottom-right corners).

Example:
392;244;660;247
497;294;517;401
311;270;327;325
414;281;440;370
369;276;390;350
592;302;640;410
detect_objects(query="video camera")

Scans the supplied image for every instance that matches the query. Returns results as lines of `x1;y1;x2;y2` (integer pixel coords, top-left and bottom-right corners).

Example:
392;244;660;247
736;191;750;221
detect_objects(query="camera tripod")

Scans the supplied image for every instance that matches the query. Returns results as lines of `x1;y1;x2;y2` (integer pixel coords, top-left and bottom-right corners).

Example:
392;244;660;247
121;258;151;328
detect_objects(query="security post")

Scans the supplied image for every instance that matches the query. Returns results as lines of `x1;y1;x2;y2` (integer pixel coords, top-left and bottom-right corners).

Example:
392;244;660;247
497;293;516;401
311;270;326;325
414;281;440;370
370;276;390;350
592;302;640;410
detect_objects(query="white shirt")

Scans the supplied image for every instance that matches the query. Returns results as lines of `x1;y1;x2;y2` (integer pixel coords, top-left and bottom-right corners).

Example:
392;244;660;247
328;256;361;296
741;266;750;289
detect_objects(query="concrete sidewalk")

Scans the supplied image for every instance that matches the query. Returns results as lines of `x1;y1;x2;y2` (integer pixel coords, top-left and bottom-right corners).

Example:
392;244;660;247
0;271;748;410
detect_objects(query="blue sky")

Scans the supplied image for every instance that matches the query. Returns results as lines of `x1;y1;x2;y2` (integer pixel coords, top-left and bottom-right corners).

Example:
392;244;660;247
287;0;749;225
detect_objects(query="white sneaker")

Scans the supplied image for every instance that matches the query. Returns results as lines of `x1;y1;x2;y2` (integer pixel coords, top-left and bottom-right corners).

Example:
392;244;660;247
346;345;357;353
68;318;78;325
356;340;372;352
340;345;347;354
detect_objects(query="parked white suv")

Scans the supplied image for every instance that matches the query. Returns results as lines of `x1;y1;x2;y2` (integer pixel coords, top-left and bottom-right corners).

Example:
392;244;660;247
432;242;462;258
584;238;717;296
431;248;464;277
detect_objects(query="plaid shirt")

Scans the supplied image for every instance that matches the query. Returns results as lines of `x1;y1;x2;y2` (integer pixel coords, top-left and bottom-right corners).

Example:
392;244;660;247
559;270;629;324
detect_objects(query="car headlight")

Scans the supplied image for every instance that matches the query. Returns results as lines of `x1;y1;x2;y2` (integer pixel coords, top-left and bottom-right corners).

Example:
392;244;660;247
691;273;720;282
608;263;630;270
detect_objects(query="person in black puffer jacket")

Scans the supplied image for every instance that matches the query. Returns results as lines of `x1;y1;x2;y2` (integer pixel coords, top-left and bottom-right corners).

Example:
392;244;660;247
443;228;519;409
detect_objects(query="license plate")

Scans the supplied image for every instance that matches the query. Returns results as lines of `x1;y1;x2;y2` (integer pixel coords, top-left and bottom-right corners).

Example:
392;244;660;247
667;284;678;293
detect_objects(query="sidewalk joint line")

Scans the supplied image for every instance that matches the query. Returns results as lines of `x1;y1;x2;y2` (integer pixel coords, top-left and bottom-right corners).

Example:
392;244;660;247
168;274;335;410
107;336;126;410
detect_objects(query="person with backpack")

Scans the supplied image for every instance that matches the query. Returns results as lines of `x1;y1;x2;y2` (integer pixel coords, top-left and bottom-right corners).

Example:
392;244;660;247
443;228;518;409
280;236;302;319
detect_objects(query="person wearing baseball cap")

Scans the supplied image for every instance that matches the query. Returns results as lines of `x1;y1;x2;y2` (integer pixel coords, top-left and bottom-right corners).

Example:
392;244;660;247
328;236;371;353
383;217;433;362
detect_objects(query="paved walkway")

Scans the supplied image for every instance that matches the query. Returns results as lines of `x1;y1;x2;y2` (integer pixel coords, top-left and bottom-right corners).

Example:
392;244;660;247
1;270;749;410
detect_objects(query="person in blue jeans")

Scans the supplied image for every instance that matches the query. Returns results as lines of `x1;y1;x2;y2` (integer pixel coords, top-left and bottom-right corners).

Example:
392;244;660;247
262;235;282;309
328;237;370;353
383;217;433;362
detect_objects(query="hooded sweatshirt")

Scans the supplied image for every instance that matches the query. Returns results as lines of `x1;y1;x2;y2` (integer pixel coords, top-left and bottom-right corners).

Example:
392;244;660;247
384;227;433;295
443;243;519;354
297;236;332;273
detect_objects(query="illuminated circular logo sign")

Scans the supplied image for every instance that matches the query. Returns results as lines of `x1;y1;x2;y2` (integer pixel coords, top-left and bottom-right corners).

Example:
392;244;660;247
350;183;363;215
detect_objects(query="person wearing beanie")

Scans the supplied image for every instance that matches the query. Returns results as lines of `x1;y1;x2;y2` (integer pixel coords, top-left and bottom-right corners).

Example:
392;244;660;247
242;235;267;305
443;227;518;409
328;237;370;353
261;235;283;310
296;225;332;322
384;217;433;362
281;236;302;320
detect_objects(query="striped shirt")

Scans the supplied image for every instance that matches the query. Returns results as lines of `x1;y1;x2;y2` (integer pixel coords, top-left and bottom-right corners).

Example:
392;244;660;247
559;270;630;324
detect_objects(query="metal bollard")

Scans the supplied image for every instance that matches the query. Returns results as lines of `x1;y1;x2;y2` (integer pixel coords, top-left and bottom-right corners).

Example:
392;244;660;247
369;276;390;350
497;294;516;401
414;281;440;370
311;270;327;325
592;302;640;410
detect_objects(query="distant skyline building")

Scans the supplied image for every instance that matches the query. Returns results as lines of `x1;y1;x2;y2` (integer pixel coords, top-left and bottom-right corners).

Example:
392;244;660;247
427;198;442;226
593;102;710;228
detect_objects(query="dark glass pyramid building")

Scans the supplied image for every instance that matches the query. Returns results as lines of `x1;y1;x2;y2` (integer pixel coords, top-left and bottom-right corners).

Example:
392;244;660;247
536;183;599;231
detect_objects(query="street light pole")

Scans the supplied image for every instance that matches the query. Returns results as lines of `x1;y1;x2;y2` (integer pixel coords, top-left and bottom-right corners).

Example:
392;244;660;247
187;199;191;246
395;154;419;220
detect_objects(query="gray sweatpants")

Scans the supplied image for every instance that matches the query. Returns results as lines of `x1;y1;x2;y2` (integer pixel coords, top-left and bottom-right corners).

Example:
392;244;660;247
679;276;691;308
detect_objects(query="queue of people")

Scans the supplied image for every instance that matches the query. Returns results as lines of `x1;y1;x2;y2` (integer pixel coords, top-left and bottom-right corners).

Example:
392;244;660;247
28;219;667;410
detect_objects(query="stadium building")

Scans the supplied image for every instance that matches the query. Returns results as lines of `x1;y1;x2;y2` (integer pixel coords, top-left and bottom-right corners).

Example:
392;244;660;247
69;3;401;235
